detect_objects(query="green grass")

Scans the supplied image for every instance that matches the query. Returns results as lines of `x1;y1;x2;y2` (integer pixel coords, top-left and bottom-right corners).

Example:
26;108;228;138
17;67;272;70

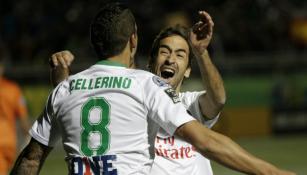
211;135;307;175
40;135;307;175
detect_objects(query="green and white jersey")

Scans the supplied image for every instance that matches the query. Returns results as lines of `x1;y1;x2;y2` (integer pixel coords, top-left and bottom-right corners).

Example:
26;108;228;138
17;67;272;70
30;60;195;175
150;91;219;175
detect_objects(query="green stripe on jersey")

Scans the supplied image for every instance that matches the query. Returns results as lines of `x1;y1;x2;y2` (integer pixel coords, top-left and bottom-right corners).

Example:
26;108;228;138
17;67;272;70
70;76;131;91
96;60;126;67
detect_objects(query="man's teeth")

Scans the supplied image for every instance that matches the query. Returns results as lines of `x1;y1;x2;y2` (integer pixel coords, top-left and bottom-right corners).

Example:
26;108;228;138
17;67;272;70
162;69;174;73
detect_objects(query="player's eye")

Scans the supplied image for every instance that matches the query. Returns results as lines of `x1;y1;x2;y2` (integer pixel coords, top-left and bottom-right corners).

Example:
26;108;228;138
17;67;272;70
160;50;170;55
176;51;186;59
177;54;184;58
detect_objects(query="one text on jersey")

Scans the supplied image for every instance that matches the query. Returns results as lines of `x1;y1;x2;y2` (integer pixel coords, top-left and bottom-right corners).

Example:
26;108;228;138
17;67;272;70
70;155;117;175
70;76;132;92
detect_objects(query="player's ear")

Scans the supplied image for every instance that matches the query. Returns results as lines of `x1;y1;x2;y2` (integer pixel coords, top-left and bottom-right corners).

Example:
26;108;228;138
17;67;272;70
130;25;138;50
129;32;137;60
130;34;136;48
184;66;191;78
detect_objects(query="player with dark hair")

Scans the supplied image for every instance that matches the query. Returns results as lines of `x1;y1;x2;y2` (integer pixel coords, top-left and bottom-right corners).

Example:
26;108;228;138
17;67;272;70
148;13;224;174
12;2;295;175
91;3;137;60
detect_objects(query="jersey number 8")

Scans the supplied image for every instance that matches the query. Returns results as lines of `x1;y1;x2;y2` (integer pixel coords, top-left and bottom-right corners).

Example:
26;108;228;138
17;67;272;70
80;97;110;156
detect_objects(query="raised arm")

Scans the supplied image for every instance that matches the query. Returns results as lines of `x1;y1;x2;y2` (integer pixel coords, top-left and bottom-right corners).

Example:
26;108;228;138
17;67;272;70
49;50;74;87
10;138;53;175
175;121;295;175
189;11;226;119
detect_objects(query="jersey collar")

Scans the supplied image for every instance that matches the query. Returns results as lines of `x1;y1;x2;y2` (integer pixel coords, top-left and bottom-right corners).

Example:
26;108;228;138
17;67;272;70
96;60;126;67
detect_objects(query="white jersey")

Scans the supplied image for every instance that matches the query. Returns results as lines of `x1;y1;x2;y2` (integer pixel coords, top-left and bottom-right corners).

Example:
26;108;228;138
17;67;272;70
29;60;195;175
150;91;219;175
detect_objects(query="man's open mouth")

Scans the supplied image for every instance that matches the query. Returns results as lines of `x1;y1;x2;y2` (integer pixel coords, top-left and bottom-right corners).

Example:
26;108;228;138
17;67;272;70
161;68;175;79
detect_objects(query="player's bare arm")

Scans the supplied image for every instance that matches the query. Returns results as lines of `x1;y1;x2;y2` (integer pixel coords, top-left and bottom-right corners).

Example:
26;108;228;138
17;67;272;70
10;138;53;175
49;50;74;87
189;11;226;120
175;121;296;175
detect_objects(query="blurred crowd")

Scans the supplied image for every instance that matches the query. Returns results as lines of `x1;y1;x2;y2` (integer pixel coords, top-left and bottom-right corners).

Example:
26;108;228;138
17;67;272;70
1;0;307;66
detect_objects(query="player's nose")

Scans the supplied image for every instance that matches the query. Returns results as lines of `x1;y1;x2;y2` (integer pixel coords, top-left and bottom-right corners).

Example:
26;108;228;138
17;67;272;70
165;54;176;64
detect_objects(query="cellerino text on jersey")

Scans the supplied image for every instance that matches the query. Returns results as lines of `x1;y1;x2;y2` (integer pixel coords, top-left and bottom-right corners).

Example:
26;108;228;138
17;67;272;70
70;76;132;92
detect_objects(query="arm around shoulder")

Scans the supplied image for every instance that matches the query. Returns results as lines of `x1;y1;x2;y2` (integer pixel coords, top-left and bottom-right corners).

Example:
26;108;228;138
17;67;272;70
175;120;296;175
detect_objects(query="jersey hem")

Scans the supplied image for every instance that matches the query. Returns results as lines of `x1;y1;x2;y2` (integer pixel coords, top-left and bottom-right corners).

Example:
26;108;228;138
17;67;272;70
29;130;52;147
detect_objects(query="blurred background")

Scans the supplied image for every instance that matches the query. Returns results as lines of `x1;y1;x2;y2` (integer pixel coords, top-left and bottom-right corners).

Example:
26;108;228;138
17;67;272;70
1;0;307;174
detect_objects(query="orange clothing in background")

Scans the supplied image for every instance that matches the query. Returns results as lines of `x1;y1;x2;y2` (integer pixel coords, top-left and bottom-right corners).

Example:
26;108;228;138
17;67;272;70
0;77;28;147
0;77;28;173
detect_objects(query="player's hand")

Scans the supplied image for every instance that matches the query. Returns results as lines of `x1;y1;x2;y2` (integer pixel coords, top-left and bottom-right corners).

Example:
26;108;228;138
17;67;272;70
49;50;74;69
189;11;214;56
49;50;74;87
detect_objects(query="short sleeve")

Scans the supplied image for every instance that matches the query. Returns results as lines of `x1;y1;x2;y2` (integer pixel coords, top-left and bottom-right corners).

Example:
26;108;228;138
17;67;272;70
144;76;195;135
180;91;220;128
29;90;61;147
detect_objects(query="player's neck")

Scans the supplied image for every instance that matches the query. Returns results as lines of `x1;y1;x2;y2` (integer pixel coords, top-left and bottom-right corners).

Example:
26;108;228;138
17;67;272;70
106;56;128;67
107;45;132;68
175;83;182;94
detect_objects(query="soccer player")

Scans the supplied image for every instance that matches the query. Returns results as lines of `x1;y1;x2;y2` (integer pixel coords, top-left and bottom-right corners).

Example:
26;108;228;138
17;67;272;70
0;57;29;175
12;2;295;175
53;19;223;175
148;13;224;175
